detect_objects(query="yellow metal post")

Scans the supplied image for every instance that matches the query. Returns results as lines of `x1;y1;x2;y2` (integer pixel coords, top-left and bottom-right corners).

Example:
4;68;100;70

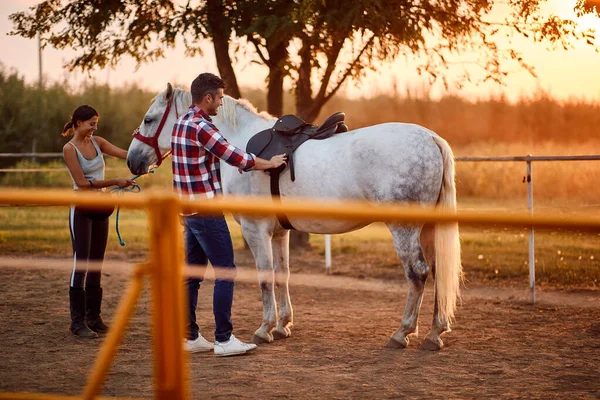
147;193;188;400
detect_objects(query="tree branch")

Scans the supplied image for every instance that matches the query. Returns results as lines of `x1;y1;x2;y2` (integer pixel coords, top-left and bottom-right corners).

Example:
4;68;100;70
323;34;376;103
313;35;347;105
248;36;270;65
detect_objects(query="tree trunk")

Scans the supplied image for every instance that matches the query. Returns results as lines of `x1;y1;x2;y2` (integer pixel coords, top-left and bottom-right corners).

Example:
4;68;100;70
295;37;345;123
263;41;311;249
213;36;241;98
296;40;313;120
206;0;241;98
266;67;284;117
265;41;288;117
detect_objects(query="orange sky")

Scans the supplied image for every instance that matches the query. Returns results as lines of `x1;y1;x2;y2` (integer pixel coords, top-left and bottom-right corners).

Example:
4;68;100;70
1;0;599;102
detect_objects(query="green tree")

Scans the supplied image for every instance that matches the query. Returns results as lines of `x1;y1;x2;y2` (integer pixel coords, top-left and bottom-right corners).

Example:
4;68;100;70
10;1;599;120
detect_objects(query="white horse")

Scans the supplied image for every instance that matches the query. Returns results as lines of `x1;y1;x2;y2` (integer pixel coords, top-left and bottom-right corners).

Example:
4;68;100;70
127;84;462;351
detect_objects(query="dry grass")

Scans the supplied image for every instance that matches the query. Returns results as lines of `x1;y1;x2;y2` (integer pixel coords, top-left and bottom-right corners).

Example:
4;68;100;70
455;141;600;205
318;89;600;147
1;204;598;289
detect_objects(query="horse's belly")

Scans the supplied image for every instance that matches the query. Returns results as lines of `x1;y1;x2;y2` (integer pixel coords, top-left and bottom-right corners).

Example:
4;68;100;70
287;218;370;234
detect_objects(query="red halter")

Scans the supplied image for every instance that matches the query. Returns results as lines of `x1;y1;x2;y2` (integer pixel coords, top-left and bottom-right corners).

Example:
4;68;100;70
132;95;179;167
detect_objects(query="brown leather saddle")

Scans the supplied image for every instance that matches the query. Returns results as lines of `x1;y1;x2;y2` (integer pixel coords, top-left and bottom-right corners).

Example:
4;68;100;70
246;112;348;229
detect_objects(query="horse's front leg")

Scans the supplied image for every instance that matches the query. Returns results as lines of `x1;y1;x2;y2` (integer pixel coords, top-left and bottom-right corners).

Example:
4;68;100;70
242;220;277;344
272;229;293;339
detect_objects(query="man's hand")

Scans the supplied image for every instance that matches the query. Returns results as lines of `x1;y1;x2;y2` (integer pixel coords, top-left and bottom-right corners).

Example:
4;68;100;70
269;154;287;169
251;153;288;171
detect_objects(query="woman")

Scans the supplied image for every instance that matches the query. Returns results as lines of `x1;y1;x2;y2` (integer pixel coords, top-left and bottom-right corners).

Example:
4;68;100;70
62;105;135;339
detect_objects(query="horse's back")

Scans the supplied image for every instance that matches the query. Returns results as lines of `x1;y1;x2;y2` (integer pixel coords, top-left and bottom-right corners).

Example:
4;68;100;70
280;122;444;204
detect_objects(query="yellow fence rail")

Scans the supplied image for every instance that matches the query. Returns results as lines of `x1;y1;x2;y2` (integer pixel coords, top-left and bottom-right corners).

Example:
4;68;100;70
1;188;600;400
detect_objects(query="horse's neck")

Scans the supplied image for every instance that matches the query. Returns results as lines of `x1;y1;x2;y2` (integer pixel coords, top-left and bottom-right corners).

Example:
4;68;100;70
217;102;274;149
176;89;192;115
171;92;273;149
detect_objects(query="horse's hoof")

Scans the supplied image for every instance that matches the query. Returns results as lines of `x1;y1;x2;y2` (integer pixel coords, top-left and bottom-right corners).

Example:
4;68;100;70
251;335;271;345
272;330;291;340
384;338;407;349
419;338;442;351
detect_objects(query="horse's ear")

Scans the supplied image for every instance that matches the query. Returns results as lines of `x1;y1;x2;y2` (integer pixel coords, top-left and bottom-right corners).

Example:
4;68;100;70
165;83;173;102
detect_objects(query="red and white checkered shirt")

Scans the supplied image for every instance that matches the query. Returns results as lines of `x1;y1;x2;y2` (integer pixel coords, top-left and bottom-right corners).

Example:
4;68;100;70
171;105;255;203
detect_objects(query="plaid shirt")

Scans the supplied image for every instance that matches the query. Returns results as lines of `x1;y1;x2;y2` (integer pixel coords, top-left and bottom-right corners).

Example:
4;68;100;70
171;105;255;203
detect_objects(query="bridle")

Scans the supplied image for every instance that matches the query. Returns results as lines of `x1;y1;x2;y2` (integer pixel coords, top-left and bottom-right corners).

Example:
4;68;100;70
132;93;179;167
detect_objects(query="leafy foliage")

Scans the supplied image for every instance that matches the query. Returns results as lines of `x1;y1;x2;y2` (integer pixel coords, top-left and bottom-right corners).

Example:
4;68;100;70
577;0;600;16
9;1;599;122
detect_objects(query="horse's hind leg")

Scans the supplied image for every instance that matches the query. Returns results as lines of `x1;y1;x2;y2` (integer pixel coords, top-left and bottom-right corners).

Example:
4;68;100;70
272;229;293;339
418;223;452;350
419;287;451;350
417;223;449;350
385;224;429;349
241;221;277;344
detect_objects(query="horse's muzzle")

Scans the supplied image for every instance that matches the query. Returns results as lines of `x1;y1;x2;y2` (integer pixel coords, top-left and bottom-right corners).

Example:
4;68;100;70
126;152;149;176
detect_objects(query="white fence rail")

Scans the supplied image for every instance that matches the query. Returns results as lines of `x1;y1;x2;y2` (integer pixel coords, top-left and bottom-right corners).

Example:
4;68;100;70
0;152;62;158
3;152;600;304
457;155;600;302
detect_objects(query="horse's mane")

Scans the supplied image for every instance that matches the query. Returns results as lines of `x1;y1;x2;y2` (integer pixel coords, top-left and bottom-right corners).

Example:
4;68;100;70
219;96;273;129
152;86;272;128
151;86;191;105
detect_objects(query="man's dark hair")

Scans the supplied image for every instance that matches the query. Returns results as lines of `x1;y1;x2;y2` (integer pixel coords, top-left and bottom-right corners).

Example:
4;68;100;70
191;73;225;103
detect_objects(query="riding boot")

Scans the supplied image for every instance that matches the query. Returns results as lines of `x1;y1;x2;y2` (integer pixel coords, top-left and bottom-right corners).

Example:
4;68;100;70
85;286;109;334
69;287;98;339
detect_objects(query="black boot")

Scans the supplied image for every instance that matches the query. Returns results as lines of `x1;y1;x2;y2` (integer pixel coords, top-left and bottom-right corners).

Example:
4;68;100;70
69;287;98;339
85;286;109;334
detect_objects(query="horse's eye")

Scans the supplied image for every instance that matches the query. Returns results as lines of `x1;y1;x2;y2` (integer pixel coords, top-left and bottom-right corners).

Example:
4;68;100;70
144;117;152;124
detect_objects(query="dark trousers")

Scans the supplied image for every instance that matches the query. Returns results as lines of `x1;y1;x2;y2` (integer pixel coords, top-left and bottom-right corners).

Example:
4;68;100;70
184;215;237;343
69;206;109;289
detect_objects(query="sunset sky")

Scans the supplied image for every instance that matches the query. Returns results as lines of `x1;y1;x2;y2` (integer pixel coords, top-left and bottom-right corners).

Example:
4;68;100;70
1;0;599;103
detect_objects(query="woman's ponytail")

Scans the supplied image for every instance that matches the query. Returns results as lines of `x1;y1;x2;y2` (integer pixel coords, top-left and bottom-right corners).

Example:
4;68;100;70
61;121;74;136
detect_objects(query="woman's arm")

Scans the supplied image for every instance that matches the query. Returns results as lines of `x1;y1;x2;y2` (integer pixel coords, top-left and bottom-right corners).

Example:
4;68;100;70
63;144;135;189
94;136;128;159
88;177;136;189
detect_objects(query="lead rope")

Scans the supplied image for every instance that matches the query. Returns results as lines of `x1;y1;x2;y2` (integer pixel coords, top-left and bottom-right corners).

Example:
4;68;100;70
108;169;154;246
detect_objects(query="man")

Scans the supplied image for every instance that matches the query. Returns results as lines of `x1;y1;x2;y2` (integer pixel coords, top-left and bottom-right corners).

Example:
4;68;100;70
171;72;286;357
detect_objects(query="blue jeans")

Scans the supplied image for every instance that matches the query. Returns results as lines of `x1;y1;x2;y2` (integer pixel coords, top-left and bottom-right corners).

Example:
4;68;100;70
184;215;237;343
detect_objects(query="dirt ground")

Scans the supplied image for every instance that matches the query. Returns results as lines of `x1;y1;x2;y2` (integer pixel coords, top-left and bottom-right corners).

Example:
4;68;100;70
1;256;600;399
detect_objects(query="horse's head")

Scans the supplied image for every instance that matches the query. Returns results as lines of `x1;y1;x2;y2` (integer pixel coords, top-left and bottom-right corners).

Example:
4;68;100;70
127;83;182;175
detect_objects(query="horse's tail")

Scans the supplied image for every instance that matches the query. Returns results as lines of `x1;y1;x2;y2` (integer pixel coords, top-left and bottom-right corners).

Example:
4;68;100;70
430;134;462;324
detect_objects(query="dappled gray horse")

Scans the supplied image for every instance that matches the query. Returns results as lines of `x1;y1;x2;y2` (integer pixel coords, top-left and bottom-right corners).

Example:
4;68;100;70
127;84;462;350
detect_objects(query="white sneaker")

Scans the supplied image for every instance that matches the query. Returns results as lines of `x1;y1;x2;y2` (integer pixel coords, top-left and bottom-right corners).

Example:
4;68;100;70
184;335;214;353
214;335;257;357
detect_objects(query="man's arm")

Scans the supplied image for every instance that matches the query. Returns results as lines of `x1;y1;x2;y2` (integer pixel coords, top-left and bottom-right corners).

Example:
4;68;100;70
196;121;287;171
197;122;256;170
252;154;287;171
